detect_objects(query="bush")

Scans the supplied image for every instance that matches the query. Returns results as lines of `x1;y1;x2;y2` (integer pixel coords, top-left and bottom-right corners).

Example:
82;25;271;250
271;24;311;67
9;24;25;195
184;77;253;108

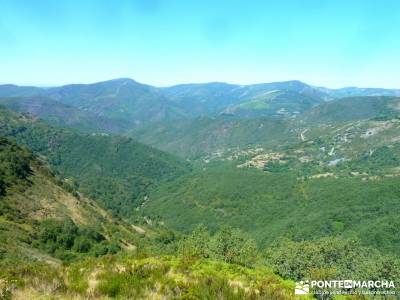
209;226;258;267
179;224;210;261
35;219;119;260
265;237;400;283
179;225;257;267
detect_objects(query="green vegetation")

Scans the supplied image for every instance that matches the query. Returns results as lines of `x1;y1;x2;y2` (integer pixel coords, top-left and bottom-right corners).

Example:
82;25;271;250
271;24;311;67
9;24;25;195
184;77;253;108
33;219;121;261
0;136;32;196
224;90;323;118
1;223;398;299
0;96;129;133
0;140;299;299
0;108;188;219
140;160;400;255
1;78;187;131
0;255;300;300
179;225;257;267
0;135;166;265
265;237;400;283
132;117;296;158
302;96;400;123
1;83;400;299
1;80;399;132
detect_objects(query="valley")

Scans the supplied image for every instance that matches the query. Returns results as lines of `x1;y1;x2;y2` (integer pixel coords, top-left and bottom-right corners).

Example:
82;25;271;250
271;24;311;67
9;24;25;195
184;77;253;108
0;79;400;299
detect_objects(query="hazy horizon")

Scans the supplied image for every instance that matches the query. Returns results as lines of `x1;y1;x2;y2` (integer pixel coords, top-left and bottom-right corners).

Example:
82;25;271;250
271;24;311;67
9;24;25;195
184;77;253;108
1;77;400;91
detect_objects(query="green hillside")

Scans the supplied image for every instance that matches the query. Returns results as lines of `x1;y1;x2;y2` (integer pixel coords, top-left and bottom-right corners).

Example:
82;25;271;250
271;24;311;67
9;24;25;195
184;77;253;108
0;79;187;130
301;96;400;123
162;80;331;117
0;108;189;219
0;136;158;262
222;90;323;118
132;117;298;159
160;82;243;116
43;78;187;127
139;161;400;253
0;96;129;133
132;96;400;161
136;113;400;256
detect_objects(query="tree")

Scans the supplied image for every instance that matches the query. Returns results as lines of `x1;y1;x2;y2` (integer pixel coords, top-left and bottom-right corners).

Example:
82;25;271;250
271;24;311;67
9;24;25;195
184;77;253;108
209;226;257;267
264;237;400;282
178;224;210;261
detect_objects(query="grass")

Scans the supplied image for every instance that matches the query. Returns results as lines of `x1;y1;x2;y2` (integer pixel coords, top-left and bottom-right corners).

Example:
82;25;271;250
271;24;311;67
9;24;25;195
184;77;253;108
0;255;304;300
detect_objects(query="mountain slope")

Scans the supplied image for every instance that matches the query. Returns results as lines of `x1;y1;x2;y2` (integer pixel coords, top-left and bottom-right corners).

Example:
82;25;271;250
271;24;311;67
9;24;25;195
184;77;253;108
0;79;186;131
0;97;128;133
0;108;189;218
140;124;400;255
132;96;400;160
301;96;400;123
132;117;297;159
136;99;400;255
161;82;244;116
0;136;151;262
240;80;331;101
222;90;323;118
162;80;330;117
43;78;186;127
0;84;42;97
2;79;400;134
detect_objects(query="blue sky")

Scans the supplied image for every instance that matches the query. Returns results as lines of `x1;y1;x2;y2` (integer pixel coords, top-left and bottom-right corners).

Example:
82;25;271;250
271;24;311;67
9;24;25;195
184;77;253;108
1;0;399;88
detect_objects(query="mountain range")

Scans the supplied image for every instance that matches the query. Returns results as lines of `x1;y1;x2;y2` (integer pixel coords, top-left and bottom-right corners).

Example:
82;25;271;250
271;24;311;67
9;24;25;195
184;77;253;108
1;78;400;134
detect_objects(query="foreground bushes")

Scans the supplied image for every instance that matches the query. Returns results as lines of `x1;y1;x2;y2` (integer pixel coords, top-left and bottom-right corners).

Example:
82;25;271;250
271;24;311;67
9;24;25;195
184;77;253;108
178;225;258;267
33;219;120;261
265;237;400;284
2;226;400;299
0;256;298;300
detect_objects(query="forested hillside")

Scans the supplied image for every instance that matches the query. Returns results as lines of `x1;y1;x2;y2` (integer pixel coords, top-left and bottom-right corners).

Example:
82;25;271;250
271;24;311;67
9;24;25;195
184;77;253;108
132;117;297;159
0;108;189;218
140;163;400;253
132;96;400;160
0;136;156;262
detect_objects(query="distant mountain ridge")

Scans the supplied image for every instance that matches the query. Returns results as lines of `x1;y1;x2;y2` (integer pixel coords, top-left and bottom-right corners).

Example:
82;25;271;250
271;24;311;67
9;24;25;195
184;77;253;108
301;96;400;123
1;78;400;133
0;96;128;133
318;86;400;98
